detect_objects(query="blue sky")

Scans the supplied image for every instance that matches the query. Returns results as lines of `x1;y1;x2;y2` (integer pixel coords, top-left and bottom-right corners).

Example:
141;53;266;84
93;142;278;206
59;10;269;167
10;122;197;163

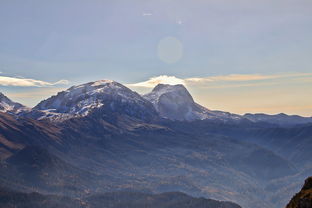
0;0;312;115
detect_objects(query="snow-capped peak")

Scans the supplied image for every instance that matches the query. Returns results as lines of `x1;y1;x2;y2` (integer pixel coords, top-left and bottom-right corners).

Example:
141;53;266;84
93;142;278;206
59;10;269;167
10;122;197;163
145;84;194;106
144;84;242;121
32;80;157;121
143;84;207;121
0;92;28;114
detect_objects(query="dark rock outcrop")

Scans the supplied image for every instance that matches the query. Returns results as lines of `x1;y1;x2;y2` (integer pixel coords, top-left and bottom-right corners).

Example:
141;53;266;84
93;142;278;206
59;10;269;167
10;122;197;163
286;177;312;208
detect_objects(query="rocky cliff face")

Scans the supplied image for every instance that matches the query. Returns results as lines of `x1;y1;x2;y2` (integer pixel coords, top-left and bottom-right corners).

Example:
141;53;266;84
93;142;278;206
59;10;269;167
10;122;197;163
143;84;241;121
286;177;312;208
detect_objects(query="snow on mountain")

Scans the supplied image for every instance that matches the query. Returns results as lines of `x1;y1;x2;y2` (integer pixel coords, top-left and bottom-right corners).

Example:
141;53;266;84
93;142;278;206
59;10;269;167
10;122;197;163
143;84;241;121
0;92;29;114
32;80;158;121
4;79;307;125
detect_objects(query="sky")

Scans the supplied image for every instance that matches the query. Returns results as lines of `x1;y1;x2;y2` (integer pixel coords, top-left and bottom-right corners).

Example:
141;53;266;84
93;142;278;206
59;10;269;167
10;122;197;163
0;0;311;116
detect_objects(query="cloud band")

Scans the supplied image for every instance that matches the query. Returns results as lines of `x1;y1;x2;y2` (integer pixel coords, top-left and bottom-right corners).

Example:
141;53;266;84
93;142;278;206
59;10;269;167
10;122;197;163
0;76;69;87
128;73;312;89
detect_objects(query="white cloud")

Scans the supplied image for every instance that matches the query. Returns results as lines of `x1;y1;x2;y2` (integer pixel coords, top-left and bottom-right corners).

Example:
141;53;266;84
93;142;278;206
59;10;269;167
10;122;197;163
53;79;69;85
128;73;312;89
0;75;69;87
142;13;152;16
128;75;185;88
186;73;312;83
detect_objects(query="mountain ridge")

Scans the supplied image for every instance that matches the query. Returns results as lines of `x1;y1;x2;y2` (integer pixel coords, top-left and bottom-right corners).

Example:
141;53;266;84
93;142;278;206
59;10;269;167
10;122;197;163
0;92;29;114
1;80;312;126
0;187;242;208
0;110;299;208
28;80;158;122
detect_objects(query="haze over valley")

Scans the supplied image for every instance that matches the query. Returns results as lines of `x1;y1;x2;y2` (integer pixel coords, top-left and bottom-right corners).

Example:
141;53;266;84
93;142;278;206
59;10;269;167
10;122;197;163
0;80;311;208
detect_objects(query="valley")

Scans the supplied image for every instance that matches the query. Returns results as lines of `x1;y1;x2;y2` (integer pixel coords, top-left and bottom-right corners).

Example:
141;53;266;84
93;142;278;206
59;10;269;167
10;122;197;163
0;81;311;208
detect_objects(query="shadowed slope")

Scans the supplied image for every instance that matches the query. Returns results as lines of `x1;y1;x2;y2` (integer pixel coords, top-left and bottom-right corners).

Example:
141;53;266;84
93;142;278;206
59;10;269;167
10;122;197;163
0;187;241;208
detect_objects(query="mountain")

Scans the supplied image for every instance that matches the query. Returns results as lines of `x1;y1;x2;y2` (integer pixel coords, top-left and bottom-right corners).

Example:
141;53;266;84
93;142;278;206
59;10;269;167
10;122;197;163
86;192;242;208
0;111;62;160
31;80;158;122
143;84;241;121
286;176;312;208
0;187;82;208
1;80;312;208
1;146;102;194
2;81;310;126
12;81;311;126
161;118;312;207
0;111;297;208
265;167;312;208
244;113;312;127
0;188;241;208
218;122;312;168
143;83;312;126
0;92;28;114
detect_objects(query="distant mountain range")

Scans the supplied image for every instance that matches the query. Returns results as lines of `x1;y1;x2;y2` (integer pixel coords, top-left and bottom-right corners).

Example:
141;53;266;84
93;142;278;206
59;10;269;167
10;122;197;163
0;80;311;208
1;80;311;126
